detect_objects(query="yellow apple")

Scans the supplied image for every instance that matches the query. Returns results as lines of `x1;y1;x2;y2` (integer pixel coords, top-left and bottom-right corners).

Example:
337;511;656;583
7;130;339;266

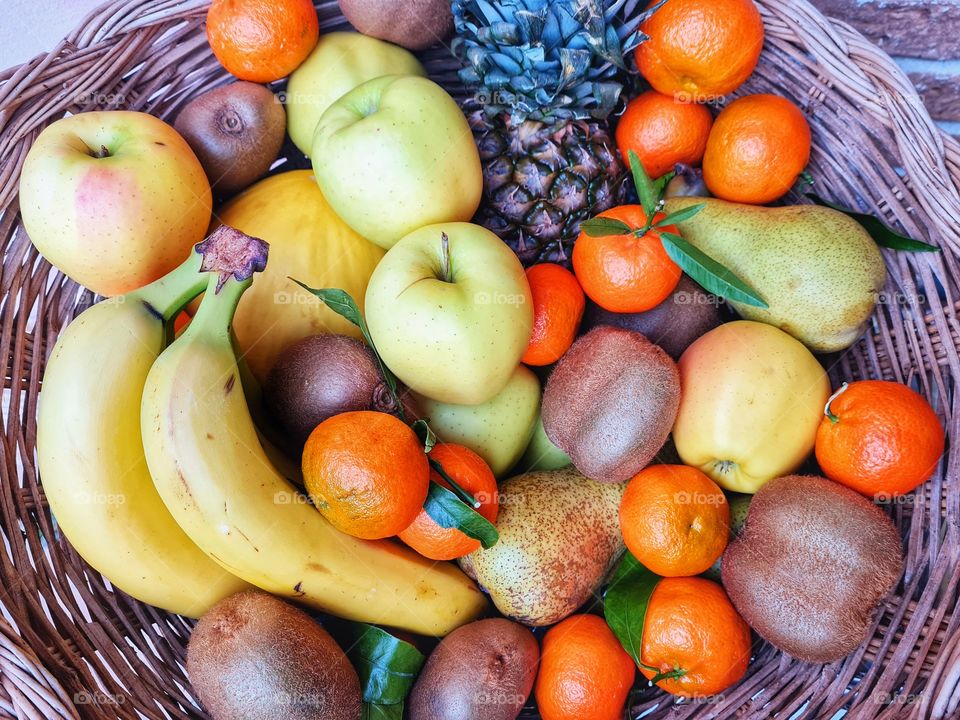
285;32;426;156
365;222;533;405
672;320;830;493
416;366;540;477
312;76;482;248
20;111;211;296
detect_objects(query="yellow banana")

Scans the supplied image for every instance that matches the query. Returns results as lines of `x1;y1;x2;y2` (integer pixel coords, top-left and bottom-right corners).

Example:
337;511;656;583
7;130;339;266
141;228;487;636
37;243;251;617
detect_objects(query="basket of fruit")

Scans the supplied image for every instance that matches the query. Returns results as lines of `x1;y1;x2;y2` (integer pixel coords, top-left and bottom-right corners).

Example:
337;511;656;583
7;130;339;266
0;0;958;717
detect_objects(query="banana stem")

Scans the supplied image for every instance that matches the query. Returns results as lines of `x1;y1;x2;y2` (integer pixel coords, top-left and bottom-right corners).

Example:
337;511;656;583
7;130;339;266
185;273;250;342
128;250;207;322
131;225;269;324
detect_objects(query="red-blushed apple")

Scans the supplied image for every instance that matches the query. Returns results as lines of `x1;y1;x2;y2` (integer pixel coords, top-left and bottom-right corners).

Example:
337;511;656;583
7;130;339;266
20;111;212;296
311;75;482;249
364;222;533;405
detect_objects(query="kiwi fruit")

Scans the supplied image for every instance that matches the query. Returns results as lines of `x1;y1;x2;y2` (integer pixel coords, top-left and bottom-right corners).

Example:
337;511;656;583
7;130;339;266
409;618;538;720
580;276;721;360
722;475;904;663
174;81;285;196
541;326;681;484
338;0;453;50
264;334;419;446
187;590;361;720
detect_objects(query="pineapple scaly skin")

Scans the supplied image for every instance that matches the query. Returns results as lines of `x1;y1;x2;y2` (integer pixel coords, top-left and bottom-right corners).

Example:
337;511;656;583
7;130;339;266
467;104;629;266
452;0;660;266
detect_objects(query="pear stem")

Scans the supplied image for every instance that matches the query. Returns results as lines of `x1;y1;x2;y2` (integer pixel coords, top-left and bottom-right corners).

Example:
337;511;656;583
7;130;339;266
824;382;849;424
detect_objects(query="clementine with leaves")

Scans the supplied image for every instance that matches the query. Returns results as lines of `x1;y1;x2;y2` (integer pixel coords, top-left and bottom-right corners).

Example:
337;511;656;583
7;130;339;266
398;443;498;560
815;380;944;499
207;0;319;83
641;577;752;697
535;614;635;720
302;410;428;539
573;204;682;313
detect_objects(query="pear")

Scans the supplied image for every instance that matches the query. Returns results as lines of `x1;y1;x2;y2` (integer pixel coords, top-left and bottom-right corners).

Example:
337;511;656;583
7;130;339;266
663;197;887;352
459;469;624;626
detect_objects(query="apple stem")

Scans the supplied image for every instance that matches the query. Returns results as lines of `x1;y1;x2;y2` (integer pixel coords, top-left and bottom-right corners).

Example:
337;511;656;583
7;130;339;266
439;232;451;283
824;382;848;424
94;144;111;159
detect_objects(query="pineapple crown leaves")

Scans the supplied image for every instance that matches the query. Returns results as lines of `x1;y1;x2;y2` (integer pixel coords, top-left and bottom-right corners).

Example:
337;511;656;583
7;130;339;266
452;0;667;123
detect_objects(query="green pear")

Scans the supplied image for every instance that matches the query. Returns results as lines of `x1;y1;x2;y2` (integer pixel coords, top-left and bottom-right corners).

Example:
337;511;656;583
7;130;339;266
415;365;539;477
518;417;572;472
459;469;624;626
663;197;887;352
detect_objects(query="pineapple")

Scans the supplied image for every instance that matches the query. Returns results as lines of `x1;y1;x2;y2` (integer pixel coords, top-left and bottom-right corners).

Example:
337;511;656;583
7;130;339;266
452;0;659;265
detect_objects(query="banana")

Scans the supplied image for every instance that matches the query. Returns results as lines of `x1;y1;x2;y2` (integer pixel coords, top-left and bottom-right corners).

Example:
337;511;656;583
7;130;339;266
37;241;251;617
141;228;487;636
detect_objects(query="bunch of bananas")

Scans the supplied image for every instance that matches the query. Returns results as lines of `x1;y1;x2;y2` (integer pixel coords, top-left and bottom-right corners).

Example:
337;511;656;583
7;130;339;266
38;226;485;634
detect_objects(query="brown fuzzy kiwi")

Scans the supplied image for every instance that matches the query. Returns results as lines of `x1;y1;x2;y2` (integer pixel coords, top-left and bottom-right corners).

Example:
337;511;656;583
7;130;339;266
409;618;539;720
174;81;285;196
187;590;361;720
338;0;453;50
722;475;904;663
540;326;680;484
264;335;419;446
580;276;721;360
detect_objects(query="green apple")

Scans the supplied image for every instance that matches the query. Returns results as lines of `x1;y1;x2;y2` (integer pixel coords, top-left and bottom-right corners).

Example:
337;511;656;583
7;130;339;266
312;75;482;248
19;111;211;296
518;417;572;472
365;222;533;405
286;31;425;156
417;366;541;477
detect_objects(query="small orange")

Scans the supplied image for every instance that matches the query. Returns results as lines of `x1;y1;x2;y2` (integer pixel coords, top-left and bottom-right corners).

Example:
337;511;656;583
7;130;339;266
702;94;811;204
522;264;586;366
815;380;944;499
398;443;499;560
635;0;764;101
535;614;635;720
641;577;751;697
206;0;320;83
302;411;429;539
616;91;714;179
620;465;729;577
572;205;682;313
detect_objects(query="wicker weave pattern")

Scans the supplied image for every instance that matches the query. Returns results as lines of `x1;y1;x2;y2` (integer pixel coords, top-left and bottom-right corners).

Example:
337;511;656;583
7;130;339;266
0;1;958;718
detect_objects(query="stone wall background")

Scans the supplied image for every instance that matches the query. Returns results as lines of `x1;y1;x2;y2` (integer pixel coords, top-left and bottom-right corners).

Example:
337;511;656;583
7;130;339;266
811;0;960;136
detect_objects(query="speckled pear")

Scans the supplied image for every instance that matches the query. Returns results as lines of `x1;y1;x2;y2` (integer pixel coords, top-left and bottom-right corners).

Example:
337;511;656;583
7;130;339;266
664;197;887;352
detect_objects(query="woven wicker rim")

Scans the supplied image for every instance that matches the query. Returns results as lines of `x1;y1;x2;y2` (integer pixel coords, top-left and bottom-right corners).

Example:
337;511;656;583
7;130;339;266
0;0;958;718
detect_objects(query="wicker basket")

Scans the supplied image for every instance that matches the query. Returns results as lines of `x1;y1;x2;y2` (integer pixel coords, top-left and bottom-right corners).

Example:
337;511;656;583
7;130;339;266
0;0;958;718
